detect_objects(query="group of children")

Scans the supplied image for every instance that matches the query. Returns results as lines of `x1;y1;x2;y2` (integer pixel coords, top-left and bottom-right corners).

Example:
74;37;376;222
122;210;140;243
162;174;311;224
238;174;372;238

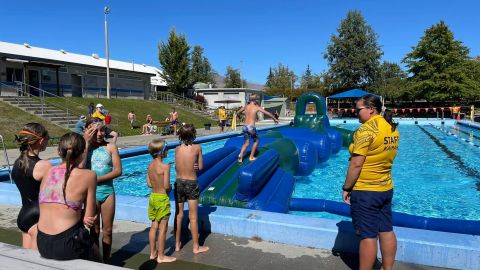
12;94;276;265
146;123;208;263
146;95;278;263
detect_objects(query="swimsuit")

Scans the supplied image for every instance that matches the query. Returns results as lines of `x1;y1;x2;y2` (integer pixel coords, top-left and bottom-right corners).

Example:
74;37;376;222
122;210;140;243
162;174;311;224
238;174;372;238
37;221;94;261
174;179;199;203
88;146;114;203
12;156;41;233
242;125;258;140
148;193;171;221
38;166;82;211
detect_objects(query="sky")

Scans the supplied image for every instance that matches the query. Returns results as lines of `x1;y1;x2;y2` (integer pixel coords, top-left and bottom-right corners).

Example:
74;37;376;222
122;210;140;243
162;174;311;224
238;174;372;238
1;0;479;85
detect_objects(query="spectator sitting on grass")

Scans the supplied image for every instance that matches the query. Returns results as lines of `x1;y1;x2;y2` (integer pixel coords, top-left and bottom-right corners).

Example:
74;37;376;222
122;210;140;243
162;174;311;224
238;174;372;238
74;115;87;136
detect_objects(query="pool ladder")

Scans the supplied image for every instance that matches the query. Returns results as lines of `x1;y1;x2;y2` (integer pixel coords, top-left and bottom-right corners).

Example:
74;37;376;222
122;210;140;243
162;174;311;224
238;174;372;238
0;135;13;183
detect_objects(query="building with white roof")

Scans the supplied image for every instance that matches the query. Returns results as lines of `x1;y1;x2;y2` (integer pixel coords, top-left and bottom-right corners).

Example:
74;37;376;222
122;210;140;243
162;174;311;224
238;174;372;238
0;41;166;99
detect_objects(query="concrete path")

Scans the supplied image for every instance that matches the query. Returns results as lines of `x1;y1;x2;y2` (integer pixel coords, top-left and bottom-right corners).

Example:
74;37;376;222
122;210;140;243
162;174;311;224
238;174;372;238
0;205;448;270
0;120;286;167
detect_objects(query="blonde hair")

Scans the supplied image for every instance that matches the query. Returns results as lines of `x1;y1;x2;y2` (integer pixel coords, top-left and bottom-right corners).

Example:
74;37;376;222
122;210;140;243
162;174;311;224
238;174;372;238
148;138;166;158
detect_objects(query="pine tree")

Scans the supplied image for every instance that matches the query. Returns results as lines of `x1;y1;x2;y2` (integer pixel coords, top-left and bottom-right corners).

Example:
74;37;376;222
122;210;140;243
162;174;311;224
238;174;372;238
224;66;244;88
324;10;382;92
190;46;215;86
403;21;474;101
158;29;190;94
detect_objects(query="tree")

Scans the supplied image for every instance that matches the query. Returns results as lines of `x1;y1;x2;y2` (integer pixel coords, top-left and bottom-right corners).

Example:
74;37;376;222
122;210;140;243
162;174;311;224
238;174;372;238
370;61;408;102
158;29;190;95
190;45;215;87
300;65;322;90
265;67;274;89
403;21;473;101
324;10;383;92
224;66;246;88
265;63;297;100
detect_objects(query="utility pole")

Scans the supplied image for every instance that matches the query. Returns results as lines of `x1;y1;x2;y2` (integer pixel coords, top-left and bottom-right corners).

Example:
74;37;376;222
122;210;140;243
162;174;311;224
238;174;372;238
104;6;111;99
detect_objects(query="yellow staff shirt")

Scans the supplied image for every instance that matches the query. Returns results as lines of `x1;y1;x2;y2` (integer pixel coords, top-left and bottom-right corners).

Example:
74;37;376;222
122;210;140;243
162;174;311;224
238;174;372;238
218;109;227;121
92;111;105;121
349;115;400;191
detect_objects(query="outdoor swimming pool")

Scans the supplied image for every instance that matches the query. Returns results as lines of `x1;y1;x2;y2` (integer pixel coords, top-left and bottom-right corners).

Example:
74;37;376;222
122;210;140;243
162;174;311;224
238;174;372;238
114;120;480;221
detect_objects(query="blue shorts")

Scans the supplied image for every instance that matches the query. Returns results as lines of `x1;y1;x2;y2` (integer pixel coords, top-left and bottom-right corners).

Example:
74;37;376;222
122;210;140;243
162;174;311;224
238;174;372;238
242;125;258;140
350;189;394;239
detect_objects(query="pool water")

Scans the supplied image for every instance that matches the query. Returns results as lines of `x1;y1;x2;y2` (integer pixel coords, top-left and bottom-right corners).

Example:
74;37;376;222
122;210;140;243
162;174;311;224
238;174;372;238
115;122;480;221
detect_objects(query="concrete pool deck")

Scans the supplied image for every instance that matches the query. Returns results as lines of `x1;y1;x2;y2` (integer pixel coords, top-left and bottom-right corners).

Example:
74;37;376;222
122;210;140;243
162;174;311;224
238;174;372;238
0;205;448;270
1;119;479;269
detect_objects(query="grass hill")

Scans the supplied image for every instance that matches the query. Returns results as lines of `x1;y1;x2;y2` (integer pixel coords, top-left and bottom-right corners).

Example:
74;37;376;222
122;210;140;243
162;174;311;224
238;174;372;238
1;98;217;149
0;101;69;149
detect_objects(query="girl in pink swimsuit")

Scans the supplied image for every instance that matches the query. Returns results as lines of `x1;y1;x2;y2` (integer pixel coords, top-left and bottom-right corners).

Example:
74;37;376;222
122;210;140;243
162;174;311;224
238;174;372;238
37;132;99;261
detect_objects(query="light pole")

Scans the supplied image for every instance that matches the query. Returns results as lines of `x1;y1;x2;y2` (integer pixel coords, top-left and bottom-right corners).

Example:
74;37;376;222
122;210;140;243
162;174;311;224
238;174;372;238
240;60;243;88
104;6;111;99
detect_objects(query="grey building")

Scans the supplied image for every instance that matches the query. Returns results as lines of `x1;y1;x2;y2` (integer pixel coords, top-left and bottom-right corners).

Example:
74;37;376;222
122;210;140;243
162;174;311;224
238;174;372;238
0;41;166;99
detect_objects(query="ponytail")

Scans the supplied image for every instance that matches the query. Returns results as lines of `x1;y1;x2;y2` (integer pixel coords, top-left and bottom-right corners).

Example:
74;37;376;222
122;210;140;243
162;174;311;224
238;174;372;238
383;109;398;132
14;123;48;173
63;148;73;207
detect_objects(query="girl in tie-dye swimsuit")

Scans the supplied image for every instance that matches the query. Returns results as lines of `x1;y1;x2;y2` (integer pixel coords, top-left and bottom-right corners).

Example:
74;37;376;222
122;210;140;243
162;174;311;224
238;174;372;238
84;119;122;263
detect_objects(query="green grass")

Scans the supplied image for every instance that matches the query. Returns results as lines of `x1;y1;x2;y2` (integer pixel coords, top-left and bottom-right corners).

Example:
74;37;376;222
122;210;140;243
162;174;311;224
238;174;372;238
0;101;69;149
44;97;216;137
0;97;216;149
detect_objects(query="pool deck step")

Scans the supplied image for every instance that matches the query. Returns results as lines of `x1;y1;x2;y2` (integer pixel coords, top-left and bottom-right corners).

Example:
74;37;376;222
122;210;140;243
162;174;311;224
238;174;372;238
0;242;129;270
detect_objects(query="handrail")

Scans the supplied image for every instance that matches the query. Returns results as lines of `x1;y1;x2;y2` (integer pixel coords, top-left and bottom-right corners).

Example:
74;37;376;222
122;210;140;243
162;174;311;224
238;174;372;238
0;135;13;183
157;91;217;111
0;81;83;122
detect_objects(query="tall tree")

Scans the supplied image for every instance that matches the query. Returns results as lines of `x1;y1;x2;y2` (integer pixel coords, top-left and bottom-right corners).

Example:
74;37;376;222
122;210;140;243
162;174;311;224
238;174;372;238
158;29;190;94
265;63;297;99
403;21;472;101
300;65;322;90
190;45;215;86
265;67;274;89
224;66;245;88
324;10;383;92
370;61;408;102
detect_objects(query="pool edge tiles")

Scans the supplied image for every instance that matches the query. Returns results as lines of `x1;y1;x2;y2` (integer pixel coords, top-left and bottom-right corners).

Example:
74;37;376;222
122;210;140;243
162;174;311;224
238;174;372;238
0;182;478;270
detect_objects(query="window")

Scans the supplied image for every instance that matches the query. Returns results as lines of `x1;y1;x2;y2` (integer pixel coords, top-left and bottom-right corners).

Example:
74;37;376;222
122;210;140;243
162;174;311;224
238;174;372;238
224;92;239;95
59;67;68;73
203;92;218;95
6;68;23;82
86;70;115;77
117;74;142;81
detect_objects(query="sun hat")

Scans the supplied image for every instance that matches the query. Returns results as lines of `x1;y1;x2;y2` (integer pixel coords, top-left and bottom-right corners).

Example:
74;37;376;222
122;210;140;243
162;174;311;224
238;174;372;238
80;115;86;120
96;103;103;108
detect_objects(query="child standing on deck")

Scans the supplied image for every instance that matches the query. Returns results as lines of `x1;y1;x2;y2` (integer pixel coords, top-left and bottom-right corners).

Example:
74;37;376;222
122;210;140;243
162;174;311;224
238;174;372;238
174;124;209;254
146;139;176;263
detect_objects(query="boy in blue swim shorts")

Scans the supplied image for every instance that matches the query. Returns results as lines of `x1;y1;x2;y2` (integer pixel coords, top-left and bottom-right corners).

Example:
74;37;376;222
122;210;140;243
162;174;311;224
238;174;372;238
236;94;278;163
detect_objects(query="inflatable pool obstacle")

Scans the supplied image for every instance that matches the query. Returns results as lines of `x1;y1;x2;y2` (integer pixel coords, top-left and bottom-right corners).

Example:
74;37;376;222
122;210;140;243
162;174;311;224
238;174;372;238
198;92;353;213
195;92;480;235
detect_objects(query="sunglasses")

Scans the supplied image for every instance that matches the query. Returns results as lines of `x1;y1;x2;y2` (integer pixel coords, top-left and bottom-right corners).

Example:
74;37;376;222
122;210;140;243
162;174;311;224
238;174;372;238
355;107;368;113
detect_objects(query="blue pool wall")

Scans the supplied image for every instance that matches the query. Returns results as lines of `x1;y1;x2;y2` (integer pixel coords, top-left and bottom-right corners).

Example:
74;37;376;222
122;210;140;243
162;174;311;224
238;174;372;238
0;181;478;270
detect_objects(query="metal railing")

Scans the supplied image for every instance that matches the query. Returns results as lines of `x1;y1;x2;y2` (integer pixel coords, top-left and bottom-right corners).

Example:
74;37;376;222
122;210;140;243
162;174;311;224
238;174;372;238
0;81;84;123
156;91;216;111
0;135;13;183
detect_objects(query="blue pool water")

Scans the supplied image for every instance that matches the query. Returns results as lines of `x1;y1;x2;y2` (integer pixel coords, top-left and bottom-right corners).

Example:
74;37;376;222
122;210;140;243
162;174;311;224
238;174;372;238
115;122;480;221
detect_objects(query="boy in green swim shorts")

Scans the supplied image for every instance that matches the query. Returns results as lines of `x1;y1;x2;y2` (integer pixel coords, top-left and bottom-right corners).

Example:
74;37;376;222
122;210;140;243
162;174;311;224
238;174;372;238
146;139;176;263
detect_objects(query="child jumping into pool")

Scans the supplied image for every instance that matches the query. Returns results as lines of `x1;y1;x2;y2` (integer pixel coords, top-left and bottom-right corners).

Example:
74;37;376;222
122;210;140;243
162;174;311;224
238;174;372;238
173;124;209;254
236;94;279;163
146;138;176;263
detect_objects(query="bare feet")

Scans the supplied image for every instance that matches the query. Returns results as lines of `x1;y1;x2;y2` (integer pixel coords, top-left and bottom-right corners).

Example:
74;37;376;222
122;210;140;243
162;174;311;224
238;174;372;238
149;252;157;260
175;242;181;252
193;246;209;254
157;255;177;263
248;157;257;161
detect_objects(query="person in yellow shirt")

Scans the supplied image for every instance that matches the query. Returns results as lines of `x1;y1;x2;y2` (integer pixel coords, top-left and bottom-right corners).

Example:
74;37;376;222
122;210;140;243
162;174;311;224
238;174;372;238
218;106;227;133
342;94;399;270
92;104;106;121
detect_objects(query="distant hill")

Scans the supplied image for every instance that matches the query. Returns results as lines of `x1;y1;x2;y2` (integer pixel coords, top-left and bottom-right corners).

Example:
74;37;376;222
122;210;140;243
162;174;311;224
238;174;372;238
213;74;265;90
